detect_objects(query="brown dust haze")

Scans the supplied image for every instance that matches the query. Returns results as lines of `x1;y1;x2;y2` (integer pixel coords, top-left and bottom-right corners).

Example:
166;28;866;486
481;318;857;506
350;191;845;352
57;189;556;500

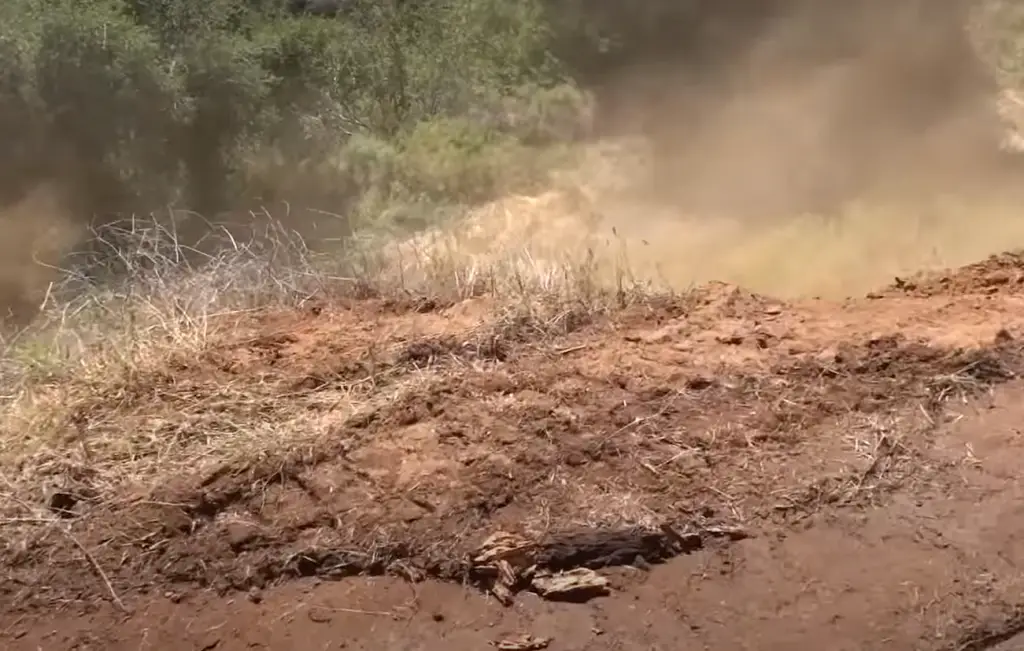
545;0;1024;297
3;0;1024;326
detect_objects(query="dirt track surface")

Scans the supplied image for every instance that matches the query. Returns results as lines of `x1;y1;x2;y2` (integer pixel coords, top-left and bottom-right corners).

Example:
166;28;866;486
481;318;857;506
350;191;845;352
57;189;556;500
11;253;1024;649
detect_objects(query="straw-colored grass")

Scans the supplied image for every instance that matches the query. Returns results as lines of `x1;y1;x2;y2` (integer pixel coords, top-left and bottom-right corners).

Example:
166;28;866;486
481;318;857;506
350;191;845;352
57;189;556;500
5;118;1024;522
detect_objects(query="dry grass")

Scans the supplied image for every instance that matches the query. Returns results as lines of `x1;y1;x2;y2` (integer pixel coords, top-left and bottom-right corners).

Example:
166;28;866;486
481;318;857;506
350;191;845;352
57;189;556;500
2;4;1024;624
2;171;1022;616
3;103;1024;529
0;218;318;517
0;200;656;523
358;131;1024;300
1;175;1022;523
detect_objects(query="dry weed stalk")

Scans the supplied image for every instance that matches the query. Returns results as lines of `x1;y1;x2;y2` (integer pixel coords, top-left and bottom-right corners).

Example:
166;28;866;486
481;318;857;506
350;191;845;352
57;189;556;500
0;206;651;525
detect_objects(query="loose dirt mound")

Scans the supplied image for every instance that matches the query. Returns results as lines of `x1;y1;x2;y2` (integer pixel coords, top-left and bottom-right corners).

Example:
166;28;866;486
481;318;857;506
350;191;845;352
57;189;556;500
8;252;1024;649
881;251;1024;298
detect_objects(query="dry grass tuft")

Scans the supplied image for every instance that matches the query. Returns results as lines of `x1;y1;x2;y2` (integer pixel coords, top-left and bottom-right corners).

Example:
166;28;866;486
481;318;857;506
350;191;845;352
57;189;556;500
3;120;1024;576
0;203;656;523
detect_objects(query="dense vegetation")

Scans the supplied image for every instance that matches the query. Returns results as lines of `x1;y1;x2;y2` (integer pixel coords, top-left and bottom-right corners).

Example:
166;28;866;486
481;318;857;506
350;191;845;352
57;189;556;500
0;1;1018;369
0;0;1015;242
0;0;599;234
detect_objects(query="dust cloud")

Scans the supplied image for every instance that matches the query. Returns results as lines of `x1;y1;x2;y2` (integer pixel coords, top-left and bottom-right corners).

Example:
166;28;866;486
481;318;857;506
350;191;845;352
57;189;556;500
5;1;1024;327
510;0;1024;298
0;186;83;327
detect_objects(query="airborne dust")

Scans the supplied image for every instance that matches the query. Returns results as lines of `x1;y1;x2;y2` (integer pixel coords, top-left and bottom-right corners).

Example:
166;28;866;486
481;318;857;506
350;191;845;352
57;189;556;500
411;0;1024;299
4;0;1024;324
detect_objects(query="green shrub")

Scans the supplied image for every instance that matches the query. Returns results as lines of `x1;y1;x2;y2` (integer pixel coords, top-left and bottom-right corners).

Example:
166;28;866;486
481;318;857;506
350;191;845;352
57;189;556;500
0;0;593;264
35;0;184;210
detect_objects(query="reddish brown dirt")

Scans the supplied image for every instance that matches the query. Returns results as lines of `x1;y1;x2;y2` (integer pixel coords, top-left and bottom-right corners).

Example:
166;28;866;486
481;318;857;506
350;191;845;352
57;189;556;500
10;255;1024;649
878;251;1024;298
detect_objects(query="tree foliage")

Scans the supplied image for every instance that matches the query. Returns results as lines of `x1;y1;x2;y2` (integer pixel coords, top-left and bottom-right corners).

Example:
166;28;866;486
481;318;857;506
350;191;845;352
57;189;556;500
0;0;585;220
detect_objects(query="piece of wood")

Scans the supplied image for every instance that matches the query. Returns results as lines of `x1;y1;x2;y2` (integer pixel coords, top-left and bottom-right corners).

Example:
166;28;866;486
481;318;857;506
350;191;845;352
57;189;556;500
533;527;691;571
531;568;610;603
492;634;551;651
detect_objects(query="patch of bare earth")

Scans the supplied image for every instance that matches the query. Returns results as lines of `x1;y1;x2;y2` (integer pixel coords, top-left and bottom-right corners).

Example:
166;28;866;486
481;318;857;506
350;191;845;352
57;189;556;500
9;254;1024;649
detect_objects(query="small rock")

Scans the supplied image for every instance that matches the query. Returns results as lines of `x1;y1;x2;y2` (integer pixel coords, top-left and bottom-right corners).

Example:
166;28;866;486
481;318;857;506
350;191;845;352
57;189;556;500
164;590;183;603
432;612;445;622
995;328;1014;344
307;609;332;624
225;522;261;551
563;450;587;467
395;503;425;523
986;272;1011;286
814;347;842;365
246;587;263;604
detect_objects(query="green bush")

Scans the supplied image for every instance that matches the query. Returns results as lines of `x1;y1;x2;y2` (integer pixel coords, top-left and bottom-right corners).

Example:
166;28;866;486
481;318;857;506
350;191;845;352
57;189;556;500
0;0;578;230
35;0;184;210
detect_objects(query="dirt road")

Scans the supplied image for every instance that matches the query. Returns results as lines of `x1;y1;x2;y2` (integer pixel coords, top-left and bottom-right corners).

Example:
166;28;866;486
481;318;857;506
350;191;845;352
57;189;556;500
8;253;1024;650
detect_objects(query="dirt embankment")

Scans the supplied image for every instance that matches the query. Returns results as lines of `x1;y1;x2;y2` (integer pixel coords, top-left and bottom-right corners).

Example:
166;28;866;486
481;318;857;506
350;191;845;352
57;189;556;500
6;3;1024;648
7;253;1024;649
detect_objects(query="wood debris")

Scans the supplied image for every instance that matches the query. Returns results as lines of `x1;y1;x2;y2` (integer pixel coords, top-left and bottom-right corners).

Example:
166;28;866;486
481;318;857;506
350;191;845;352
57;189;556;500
530;568;610;602
492;634;552;651
472;531;537;605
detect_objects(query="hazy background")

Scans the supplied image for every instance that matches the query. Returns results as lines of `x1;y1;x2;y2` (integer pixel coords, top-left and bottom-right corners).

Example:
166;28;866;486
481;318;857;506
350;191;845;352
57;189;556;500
1;0;1024;322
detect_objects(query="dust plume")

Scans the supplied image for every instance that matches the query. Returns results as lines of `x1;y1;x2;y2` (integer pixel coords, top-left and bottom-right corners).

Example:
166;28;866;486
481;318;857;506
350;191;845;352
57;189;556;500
591;0;1024;296
0;186;83;327
411;1;1024;299
3;0;1024;326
